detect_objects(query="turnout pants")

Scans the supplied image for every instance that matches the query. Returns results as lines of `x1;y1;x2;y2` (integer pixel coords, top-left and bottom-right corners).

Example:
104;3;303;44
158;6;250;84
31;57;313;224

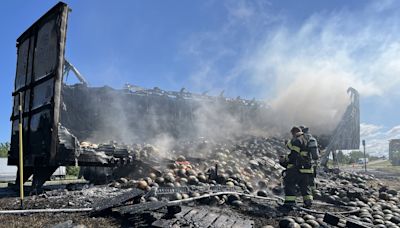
308;173;316;193
283;169;313;205
309;165;317;193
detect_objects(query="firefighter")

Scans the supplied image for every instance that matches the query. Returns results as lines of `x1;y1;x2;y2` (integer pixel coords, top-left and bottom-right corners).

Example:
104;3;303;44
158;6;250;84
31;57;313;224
279;126;313;210
300;126;319;194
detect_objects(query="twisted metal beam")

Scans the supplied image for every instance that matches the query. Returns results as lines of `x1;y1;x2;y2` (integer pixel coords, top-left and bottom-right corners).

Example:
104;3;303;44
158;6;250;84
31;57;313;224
321;87;360;167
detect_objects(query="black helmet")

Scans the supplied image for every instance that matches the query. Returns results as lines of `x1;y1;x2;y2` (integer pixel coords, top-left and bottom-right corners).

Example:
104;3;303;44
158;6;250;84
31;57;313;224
299;125;309;133
290;126;302;134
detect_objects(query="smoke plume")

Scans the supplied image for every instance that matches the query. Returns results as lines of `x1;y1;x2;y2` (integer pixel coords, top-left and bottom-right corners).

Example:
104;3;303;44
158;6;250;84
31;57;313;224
183;0;400;136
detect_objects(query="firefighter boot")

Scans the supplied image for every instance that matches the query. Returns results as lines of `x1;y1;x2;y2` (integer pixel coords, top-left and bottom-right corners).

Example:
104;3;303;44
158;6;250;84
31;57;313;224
304;199;312;209
278;202;295;214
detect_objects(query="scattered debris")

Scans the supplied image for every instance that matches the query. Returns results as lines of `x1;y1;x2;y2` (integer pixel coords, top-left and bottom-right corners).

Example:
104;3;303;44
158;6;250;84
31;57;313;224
2;136;400;227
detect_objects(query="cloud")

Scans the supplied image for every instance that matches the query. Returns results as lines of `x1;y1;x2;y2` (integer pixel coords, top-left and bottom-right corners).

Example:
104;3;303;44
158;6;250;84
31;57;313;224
360;123;383;139
182;0;400;134
368;0;395;12
225;0;254;19
387;125;400;137
360;123;400;156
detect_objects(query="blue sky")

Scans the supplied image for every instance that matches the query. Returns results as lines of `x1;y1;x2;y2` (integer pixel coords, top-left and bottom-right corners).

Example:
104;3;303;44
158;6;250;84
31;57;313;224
1;0;400;155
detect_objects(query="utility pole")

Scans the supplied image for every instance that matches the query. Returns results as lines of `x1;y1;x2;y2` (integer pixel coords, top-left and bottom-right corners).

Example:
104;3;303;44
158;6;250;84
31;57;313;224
362;140;367;172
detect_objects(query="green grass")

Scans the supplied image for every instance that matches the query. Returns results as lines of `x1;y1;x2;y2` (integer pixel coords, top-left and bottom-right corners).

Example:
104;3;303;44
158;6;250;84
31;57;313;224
368;160;400;174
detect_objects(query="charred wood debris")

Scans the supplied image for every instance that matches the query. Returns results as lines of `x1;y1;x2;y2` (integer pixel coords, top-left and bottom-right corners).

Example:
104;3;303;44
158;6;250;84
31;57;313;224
1;137;399;228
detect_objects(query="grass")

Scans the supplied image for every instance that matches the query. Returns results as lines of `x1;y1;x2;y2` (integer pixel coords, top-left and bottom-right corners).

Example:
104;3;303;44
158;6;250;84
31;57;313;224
367;160;400;174
338;159;400;175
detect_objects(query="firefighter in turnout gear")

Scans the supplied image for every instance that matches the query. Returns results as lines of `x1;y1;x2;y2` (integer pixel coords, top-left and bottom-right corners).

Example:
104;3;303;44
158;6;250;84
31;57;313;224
300;126;319;194
279;126;313;210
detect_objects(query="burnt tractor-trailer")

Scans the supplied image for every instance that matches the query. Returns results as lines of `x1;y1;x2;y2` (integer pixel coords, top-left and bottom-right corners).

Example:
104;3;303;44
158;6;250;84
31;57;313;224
8;2;361;191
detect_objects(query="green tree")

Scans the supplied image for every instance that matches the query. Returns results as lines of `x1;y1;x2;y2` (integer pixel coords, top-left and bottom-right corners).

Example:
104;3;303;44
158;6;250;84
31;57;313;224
0;142;10;158
348;150;367;162
66;166;80;177
369;155;381;161
337;150;350;164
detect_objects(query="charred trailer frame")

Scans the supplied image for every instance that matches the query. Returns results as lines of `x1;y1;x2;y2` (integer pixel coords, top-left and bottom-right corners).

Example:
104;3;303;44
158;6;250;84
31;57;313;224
9;2;143;190
9;2;70;190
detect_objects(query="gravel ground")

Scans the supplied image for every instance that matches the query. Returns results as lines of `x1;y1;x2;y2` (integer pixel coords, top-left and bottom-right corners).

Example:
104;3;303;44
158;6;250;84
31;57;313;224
0;213;119;228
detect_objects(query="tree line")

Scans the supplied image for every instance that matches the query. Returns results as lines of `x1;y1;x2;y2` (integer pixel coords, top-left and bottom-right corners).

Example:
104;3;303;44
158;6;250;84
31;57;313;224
335;150;383;164
0;142;10;157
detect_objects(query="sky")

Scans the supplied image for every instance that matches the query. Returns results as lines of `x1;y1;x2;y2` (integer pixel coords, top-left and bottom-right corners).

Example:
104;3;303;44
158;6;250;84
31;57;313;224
0;0;400;156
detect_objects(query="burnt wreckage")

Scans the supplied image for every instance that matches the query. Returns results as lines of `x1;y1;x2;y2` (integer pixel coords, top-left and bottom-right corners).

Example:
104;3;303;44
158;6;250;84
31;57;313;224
9;2;360;190
320;87;360;169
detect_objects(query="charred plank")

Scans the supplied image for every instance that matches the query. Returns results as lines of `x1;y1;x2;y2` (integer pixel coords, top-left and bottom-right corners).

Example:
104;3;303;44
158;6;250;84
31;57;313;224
91;188;144;215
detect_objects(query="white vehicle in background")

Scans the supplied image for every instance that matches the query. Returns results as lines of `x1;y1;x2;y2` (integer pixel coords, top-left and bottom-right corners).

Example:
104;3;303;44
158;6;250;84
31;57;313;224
357;158;368;164
0;158;66;182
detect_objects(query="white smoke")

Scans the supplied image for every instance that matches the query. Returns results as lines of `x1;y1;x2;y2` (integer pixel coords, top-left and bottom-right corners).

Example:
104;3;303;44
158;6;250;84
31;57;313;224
184;0;400;135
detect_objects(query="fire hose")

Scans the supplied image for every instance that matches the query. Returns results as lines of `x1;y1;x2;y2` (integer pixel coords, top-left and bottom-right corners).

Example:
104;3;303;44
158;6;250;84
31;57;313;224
271;195;361;215
0;192;360;216
167;191;281;205
167;191;360;215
